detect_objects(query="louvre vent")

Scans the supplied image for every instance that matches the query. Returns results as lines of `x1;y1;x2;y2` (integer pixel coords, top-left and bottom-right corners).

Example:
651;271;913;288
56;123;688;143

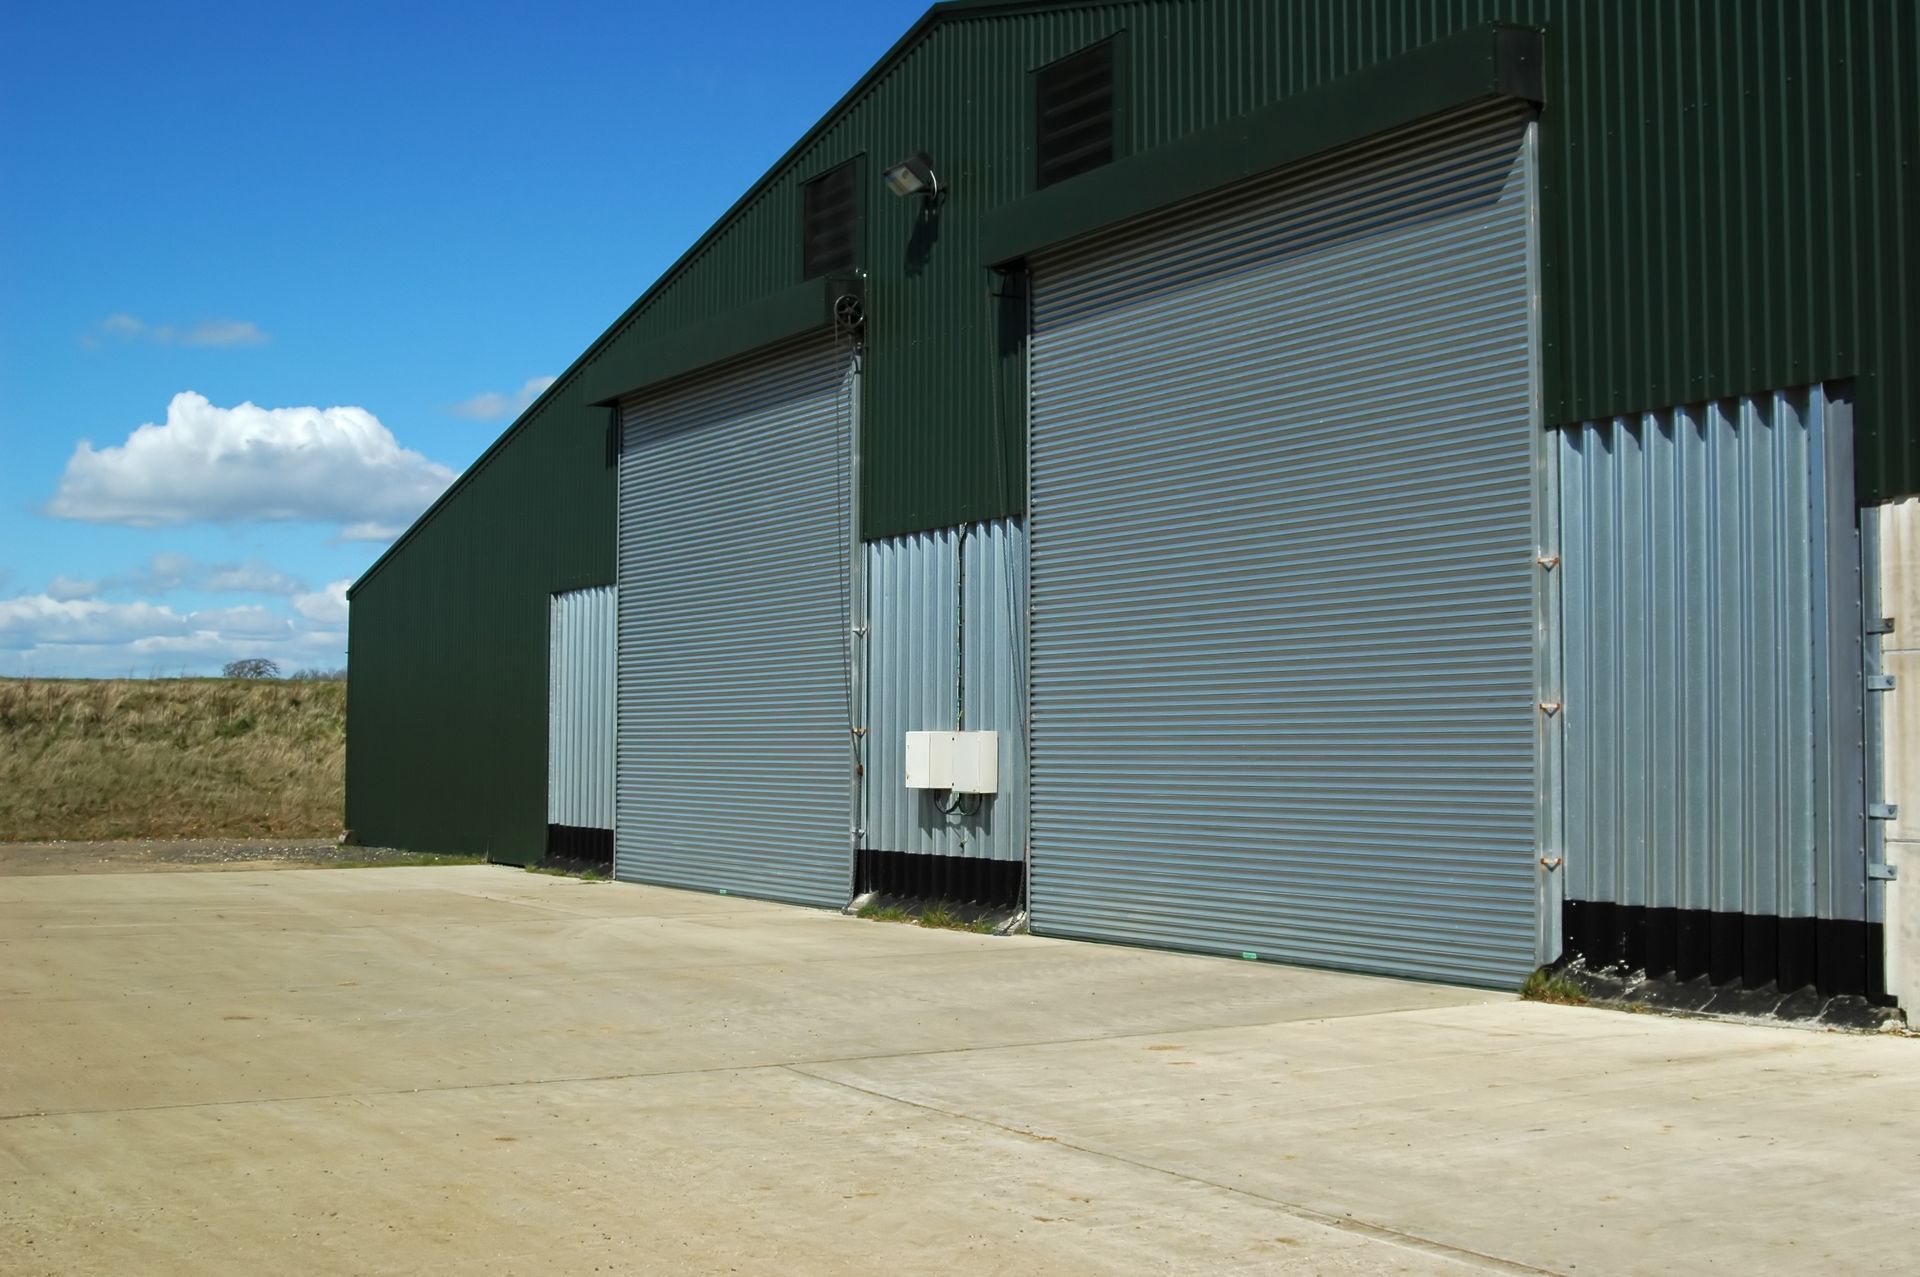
801;160;859;279
1035;41;1115;189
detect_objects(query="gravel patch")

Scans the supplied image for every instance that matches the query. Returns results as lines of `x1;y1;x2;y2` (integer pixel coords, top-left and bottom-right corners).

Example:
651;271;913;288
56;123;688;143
0;839;480;876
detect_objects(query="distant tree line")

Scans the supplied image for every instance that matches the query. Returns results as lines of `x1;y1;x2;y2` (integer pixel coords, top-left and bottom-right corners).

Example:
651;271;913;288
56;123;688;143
221;659;347;682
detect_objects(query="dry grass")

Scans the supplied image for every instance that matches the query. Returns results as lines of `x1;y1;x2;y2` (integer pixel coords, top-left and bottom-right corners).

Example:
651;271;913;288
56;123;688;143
857;898;996;933
0;678;346;841
1520;968;1591;1006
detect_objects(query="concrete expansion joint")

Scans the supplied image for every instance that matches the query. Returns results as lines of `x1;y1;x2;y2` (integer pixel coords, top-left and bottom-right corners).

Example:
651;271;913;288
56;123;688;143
780;1063;1561;1276
0;999;1499;1126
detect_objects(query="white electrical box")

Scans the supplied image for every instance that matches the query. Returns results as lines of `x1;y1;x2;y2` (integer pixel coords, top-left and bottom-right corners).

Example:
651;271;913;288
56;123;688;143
904;730;999;794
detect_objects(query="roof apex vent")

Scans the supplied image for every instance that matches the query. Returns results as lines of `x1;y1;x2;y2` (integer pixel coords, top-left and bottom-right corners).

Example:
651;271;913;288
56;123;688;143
802;159;861;280
1035;39;1116;190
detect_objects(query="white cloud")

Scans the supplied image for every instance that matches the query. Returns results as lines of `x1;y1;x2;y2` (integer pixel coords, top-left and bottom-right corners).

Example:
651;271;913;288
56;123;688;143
177;320;270;348
187;605;295;640
111;551;197;594
0;596;189;649
291;580;350;626
199;560;305;595
0;592;347;678
337;520;406;543
47;391;456;536
86;554;305;598
83;314;270;348
448;375;557;422
46;575;99;601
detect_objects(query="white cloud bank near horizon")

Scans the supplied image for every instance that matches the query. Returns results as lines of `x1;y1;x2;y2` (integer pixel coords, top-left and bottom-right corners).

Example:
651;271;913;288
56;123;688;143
0;592;347;678
447;374;556;422
47;392;455;540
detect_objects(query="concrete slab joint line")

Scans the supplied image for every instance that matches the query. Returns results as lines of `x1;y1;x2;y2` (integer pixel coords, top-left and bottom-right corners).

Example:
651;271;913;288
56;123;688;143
780;1063;1562;1276
6;864;1919;1276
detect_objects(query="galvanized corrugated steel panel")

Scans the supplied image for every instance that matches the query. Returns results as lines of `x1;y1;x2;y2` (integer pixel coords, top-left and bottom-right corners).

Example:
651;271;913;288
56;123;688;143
1026;102;1539;987
1559;386;1867;922
616;336;856;908
547;585;616;830
865;518;1027;860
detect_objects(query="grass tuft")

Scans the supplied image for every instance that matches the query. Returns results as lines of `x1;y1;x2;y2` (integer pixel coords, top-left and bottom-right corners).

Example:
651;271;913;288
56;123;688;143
858;899;995;933
917;903;995;934
212;715;257;740
0;676;345;841
1521;968;1590;1006
526;864;607;881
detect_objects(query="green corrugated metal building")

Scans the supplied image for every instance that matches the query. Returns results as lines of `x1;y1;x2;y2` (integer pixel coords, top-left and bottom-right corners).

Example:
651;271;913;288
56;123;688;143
349;0;1918;999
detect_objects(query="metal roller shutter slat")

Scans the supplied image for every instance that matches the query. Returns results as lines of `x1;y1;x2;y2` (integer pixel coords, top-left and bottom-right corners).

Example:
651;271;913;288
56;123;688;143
617;335;855;907
1028;102;1540;987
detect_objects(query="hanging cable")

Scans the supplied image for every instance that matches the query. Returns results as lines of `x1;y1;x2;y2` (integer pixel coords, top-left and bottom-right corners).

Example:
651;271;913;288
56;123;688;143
832;316;864;755
937;522;974;822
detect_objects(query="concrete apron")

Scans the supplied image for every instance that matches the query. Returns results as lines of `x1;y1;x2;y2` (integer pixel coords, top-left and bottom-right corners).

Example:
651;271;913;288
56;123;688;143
1;865;1915;1275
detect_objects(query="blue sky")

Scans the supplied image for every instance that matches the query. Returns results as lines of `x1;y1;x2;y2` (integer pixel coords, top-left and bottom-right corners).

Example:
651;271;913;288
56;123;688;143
0;0;926;676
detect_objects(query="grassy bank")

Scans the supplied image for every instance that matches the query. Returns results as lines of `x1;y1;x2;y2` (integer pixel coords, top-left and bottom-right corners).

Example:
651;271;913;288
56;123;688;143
0;678;345;841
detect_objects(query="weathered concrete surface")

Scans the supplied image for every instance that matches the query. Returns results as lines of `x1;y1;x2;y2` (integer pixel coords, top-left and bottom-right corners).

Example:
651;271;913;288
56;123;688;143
1;866;1913;1275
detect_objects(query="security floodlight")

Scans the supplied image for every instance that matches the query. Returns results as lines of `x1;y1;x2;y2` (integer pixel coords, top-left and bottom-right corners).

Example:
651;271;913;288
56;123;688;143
883;152;940;198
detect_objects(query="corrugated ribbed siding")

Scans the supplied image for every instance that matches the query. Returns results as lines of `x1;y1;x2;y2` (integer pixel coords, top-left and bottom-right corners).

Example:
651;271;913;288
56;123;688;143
547;585;616;829
1559;386;1867;922
1026;102;1539;987
865;518;1027;860
616;336;856;908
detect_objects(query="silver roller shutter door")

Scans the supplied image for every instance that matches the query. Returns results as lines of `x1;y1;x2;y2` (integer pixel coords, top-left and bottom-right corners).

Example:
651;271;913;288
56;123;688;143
1027;102;1541;986
617;334;855;907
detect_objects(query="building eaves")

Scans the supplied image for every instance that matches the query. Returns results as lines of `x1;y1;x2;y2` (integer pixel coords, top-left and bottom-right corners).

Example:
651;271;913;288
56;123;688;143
349;0;1124;599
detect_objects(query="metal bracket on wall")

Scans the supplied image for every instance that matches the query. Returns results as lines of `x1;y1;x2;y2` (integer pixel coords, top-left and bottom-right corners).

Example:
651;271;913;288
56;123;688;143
1869;616;1898;635
1869;673;1898;691
1535;553;1560;570
1538;700;1561;715
1870;803;1900;821
1869;863;1900;881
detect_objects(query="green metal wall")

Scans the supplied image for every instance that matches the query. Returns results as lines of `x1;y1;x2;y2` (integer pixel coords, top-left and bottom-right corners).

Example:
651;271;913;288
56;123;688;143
348;0;1919;858
345;376;614;862
570;0;1919;527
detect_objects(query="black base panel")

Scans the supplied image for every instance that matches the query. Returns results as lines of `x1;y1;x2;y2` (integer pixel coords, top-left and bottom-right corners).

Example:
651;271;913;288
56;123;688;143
1559;964;1900;1029
544;825;613;876
1563;900;1887;1003
857;848;1024;907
